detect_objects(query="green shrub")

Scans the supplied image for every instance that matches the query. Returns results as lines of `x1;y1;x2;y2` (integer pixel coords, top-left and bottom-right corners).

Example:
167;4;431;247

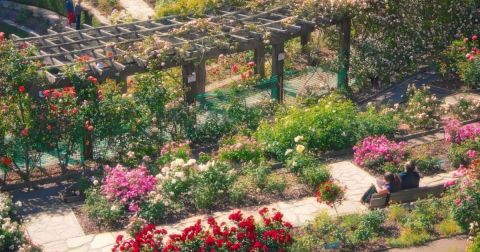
382;162;403;173
357;106;398;139
191;162;237;210
448;140;480;168
301;165;331;189
351;210;386;244
218;135;263;164
286;151;318;174
139;201;166;222
256;93;397;161
265;176;287;194
416;156;442;173
244;163;271;190
435;219;462;237
387;205;409;223
467;233;480;252
451;181;480;231
83;188;125;227
388;228;431;248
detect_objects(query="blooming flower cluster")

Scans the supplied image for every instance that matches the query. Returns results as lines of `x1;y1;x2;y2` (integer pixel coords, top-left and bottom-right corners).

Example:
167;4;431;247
112;208;293;252
101;164;157;212
444;118;480;144
353;136;407;170
316;180;344;209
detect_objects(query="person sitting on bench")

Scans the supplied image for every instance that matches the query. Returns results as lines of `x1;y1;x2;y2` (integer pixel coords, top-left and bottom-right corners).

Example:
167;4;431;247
375;172;402;195
399;160;420;189
361;172;402;203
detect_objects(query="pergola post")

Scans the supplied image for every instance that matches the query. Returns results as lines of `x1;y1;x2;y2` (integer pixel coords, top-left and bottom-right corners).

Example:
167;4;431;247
254;46;265;77
337;17;352;91
271;42;285;103
300;31;311;54
183;61;206;104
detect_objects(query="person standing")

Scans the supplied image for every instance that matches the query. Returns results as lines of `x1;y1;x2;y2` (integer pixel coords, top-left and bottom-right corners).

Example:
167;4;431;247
74;0;82;30
66;0;75;27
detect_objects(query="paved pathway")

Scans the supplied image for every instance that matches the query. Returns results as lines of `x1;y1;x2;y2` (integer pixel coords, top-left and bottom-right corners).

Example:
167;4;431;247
118;0;154;20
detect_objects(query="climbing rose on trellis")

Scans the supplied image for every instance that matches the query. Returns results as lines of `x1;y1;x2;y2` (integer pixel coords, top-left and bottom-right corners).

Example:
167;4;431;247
101;164;156;212
353;136;406;169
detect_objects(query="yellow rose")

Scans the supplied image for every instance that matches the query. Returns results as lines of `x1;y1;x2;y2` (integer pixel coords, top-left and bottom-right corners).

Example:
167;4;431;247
296;144;305;154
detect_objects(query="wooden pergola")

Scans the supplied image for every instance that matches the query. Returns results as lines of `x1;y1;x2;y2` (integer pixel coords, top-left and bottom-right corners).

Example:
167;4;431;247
12;6;351;103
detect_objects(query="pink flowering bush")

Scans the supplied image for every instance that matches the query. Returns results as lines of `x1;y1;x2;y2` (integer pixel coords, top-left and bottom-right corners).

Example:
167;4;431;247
101;164;157;212
353;136;407;172
444;118;480;144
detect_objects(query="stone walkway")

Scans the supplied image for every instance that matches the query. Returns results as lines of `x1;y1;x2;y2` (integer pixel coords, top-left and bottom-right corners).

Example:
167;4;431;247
118;0;155;20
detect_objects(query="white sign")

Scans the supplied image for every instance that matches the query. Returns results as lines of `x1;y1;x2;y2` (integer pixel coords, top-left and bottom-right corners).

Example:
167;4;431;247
278;53;285;61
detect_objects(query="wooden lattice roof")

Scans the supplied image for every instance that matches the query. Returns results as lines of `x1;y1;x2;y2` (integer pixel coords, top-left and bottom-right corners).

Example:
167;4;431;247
12;6;330;86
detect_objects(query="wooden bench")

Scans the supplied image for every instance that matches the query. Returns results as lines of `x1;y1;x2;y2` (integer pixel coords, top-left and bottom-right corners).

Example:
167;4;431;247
368;183;445;209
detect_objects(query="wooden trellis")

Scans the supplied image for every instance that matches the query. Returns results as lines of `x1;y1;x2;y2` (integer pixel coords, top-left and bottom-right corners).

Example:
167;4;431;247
12;6;350;103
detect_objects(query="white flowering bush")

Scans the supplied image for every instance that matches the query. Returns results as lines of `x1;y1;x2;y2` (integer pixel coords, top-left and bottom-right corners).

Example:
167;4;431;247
156;158;237;210
0;193;38;251
402;85;444;129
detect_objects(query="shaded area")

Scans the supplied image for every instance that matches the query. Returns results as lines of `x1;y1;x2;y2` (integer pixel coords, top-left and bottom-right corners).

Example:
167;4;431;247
11;182;73;216
361;70;453;106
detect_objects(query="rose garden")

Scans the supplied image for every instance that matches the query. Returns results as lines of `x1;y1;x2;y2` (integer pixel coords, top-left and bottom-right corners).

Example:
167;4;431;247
1;0;480;251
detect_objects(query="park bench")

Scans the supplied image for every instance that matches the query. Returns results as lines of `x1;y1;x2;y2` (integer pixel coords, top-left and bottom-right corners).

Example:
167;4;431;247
368;182;445;209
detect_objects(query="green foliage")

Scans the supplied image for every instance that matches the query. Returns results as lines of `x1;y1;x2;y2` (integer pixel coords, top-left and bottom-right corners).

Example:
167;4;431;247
301;165;330;189
243;163;272;190
448;140;480;168
256;93;397;161
139;201;166;222
286;151;317;174
357;106;398;139
467;233;480;252
83;188;125;227
218;135;263;164
387;205;409;223
350;210;386;244
435;219;462;237
415;156;442;173
387;228;431;248
450;181;480;231
382;162;403;173
192;162;237;209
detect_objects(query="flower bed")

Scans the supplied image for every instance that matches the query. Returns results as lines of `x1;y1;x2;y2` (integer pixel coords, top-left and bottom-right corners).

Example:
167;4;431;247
112;208;293;251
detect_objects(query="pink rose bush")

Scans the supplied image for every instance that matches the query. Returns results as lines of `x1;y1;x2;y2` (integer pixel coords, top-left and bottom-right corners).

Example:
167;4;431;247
101;164;157;212
353;136;407;171
444;118;480;143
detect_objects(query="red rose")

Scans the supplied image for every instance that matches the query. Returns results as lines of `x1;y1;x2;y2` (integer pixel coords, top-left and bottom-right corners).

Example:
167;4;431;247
19;86;26;93
247;61;255;68
1;157;12;166
473;35;478;41
231;64;239;73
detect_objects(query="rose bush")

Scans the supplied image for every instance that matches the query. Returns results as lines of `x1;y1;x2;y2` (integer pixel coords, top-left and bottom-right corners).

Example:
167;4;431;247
112;208;293;252
353;136;407;172
101;164;157;212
